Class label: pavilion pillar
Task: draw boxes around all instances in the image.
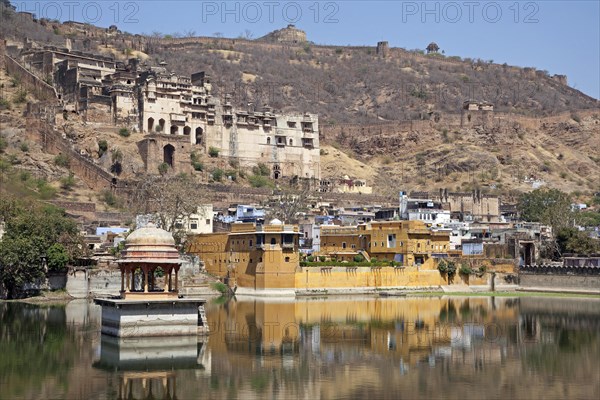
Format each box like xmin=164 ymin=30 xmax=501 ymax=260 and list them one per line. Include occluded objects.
xmin=164 ymin=267 xmax=170 ymax=292
xmin=175 ymin=267 xmax=179 ymax=291
xmin=125 ymin=267 xmax=130 ymax=293
xmin=143 ymin=266 xmax=149 ymax=293
xmin=120 ymin=268 xmax=124 ymax=292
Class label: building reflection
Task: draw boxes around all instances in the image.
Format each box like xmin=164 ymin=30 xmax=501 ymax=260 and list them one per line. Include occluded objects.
xmin=93 ymin=335 xmax=211 ymax=400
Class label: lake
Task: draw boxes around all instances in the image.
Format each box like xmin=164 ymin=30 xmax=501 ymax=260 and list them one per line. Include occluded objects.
xmin=1 ymin=295 xmax=599 ymax=399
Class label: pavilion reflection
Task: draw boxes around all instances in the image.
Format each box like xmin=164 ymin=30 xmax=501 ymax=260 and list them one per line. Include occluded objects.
xmin=93 ymin=335 xmax=211 ymax=400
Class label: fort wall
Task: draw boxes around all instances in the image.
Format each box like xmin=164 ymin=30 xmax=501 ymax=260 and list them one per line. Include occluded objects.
xmin=4 ymin=54 xmax=57 ymax=100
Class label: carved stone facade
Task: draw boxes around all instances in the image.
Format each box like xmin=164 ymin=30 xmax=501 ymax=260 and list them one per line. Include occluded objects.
xmin=18 ymin=45 xmax=321 ymax=179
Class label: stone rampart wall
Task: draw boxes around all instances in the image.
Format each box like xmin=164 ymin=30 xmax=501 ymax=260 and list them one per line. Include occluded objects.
xmin=4 ymin=54 xmax=57 ymax=101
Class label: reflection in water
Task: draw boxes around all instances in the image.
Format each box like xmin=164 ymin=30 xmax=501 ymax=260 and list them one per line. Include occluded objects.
xmin=0 ymin=297 xmax=599 ymax=399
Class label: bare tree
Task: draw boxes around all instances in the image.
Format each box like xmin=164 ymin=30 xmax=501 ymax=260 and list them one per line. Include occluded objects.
xmin=266 ymin=180 xmax=314 ymax=224
xmin=128 ymin=174 xmax=208 ymax=245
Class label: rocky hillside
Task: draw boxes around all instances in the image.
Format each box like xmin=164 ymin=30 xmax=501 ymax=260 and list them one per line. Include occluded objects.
xmin=1 ymin=12 xmax=598 ymax=200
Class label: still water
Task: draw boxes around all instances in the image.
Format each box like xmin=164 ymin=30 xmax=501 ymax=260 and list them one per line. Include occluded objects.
xmin=1 ymin=296 xmax=599 ymax=400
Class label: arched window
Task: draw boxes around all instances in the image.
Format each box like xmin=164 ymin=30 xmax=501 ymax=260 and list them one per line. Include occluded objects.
xmin=183 ymin=126 xmax=191 ymax=135
xmin=267 ymin=137 xmax=271 ymax=145
xmin=147 ymin=117 xmax=154 ymax=132
xmin=170 ymin=125 xmax=179 ymax=135
xmin=289 ymin=138 xmax=293 ymax=146
xmin=158 ymin=119 xmax=165 ymax=132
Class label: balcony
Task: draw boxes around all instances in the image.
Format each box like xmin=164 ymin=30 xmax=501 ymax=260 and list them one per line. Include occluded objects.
xmin=170 ymin=113 xmax=186 ymax=123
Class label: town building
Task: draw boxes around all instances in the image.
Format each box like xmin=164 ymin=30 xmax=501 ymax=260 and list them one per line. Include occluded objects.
xmin=187 ymin=219 xmax=300 ymax=295
xmin=400 ymin=194 xmax=451 ymax=225
xmin=174 ymin=205 xmax=214 ymax=234
xmin=319 ymin=176 xmax=373 ymax=194
xmin=411 ymin=189 xmax=501 ymax=223
xmin=320 ymin=220 xmax=450 ymax=267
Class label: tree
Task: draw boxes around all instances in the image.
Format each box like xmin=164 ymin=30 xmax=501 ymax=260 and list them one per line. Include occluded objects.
xmin=555 ymin=228 xmax=600 ymax=257
xmin=266 ymin=181 xmax=313 ymax=223
xmin=127 ymin=174 xmax=208 ymax=246
xmin=46 ymin=244 xmax=69 ymax=271
xmin=518 ymin=188 xmax=574 ymax=231
xmin=0 ymin=197 xmax=84 ymax=298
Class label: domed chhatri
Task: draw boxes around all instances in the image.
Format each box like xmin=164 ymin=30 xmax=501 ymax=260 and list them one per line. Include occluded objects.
xmin=125 ymin=222 xmax=176 ymax=246
xmin=117 ymin=223 xmax=182 ymax=300
xmin=120 ymin=223 xmax=179 ymax=262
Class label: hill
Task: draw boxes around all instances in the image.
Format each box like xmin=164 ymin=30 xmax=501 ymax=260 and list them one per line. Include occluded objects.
xmin=0 ymin=13 xmax=598 ymax=201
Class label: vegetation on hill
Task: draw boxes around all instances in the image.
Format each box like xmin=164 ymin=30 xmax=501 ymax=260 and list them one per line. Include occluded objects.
xmin=147 ymin=39 xmax=597 ymax=123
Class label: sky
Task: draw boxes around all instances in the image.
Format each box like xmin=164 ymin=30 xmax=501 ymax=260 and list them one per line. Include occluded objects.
xmin=13 ymin=1 xmax=600 ymax=99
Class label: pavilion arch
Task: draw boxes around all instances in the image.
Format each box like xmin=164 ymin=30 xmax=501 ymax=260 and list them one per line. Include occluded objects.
xmin=164 ymin=144 xmax=175 ymax=167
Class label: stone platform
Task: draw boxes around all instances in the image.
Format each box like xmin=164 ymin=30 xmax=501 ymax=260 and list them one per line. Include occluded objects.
xmin=94 ymin=298 xmax=209 ymax=337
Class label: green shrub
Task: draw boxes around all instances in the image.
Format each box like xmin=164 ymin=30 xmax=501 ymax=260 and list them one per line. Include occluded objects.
xmin=36 ymin=179 xmax=57 ymax=199
xmin=192 ymin=161 xmax=204 ymax=171
xmin=459 ymin=263 xmax=473 ymax=275
xmin=54 ymin=154 xmax=70 ymax=168
xmin=118 ymin=128 xmax=130 ymax=137
xmin=158 ymin=162 xmax=169 ymax=175
xmin=252 ymin=162 xmax=270 ymax=176
xmin=319 ymin=256 xmax=326 ymax=262
xmin=307 ymin=255 xmax=315 ymax=262
xmin=98 ymin=140 xmax=108 ymax=157
xmin=0 ymin=136 xmax=7 ymax=153
xmin=353 ymin=254 xmax=365 ymax=263
xmin=101 ymin=190 xmax=121 ymax=207
xmin=19 ymin=142 xmax=29 ymax=152
xmin=60 ymin=173 xmax=76 ymax=190
xmin=212 ymin=168 xmax=223 ymax=182
xmin=208 ymin=146 xmax=219 ymax=157
xmin=438 ymin=259 xmax=457 ymax=276
xmin=13 ymin=89 xmax=27 ymax=104
xmin=211 ymin=281 xmax=229 ymax=294
xmin=0 ymin=97 xmax=10 ymax=110
xmin=248 ymin=174 xmax=270 ymax=188
xmin=19 ymin=171 xmax=30 ymax=182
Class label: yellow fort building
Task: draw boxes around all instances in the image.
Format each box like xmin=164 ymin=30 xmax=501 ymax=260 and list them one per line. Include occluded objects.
xmin=187 ymin=220 xmax=452 ymax=295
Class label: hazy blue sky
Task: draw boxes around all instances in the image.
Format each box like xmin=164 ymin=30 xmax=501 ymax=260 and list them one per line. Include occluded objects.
xmin=14 ymin=1 xmax=600 ymax=99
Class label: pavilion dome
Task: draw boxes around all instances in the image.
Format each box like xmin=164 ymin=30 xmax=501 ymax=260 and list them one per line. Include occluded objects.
xmin=269 ymin=218 xmax=283 ymax=225
xmin=125 ymin=223 xmax=176 ymax=246
xmin=119 ymin=223 xmax=180 ymax=264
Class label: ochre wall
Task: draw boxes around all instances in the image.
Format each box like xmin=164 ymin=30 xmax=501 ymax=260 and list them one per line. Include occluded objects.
xmin=295 ymin=266 xmax=445 ymax=289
